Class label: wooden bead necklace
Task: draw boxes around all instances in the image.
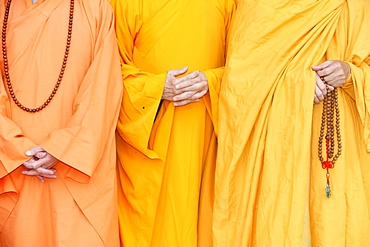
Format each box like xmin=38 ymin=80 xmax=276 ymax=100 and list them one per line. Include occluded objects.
xmin=318 ymin=87 xmax=342 ymax=198
xmin=2 ymin=0 xmax=74 ymax=113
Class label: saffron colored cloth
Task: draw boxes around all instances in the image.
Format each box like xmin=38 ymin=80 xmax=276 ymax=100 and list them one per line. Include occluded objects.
xmin=0 ymin=0 xmax=122 ymax=246
xmin=111 ymin=0 xmax=235 ymax=246
xmin=214 ymin=0 xmax=370 ymax=246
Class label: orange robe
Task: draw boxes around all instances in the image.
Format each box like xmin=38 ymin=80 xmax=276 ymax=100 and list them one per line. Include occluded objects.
xmin=111 ymin=0 xmax=235 ymax=246
xmin=214 ymin=0 xmax=370 ymax=246
xmin=0 ymin=0 xmax=122 ymax=246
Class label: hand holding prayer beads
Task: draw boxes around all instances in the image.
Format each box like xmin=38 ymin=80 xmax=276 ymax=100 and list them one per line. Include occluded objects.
xmin=163 ymin=66 xmax=209 ymax=106
xmin=312 ymin=60 xmax=347 ymax=198
xmin=312 ymin=60 xmax=351 ymax=88
xmin=314 ymin=74 xmax=334 ymax=104
xmin=312 ymin=60 xmax=350 ymax=104
xmin=315 ymin=74 xmax=342 ymax=198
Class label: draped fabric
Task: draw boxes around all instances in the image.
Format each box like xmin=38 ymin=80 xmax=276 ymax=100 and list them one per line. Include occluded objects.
xmin=214 ymin=0 xmax=370 ymax=246
xmin=0 ymin=0 xmax=122 ymax=246
xmin=111 ymin=0 xmax=235 ymax=246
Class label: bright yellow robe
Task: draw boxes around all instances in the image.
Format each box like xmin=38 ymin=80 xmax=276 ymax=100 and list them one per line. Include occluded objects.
xmin=214 ymin=0 xmax=370 ymax=246
xmin=0 ymin=0 xmax=122 ymax=246
xmin=111 ymin=0 xmax=235 ymax=246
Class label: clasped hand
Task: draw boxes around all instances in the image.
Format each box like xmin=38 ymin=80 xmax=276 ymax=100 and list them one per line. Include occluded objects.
xmin=22 ymin=146 xmax=58 ymax=182
xmin=312 ymin=60 xmax=351 ymax=104
xmin=162 ymin=66 xmax=209 ymax=106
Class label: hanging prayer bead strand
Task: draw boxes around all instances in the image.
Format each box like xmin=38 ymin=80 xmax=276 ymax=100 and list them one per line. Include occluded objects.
xmin=1 ymin=0 xmax=74 ymax=113
xmin=318 ymin=88 xmax=342 ymax=198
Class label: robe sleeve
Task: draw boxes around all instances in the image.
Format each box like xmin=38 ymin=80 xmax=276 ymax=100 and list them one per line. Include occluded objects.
xmin=341 ymin=66 xmax=355 ymax=100
xmin=202 ymin=0 xmax=236 ymax=137
xmin=0 ymin=81 xmax=37 ymax=178
xmin=38 ymin=2 xmax=123 ymax=178
xmin=343 ymin=1 xmax=370 ymax=152
xmin=349 ymin=55 xmax=370 ymax=152
xmin=203 ymin=68 xmax=224 ymax=137
xmin=111 ymin=0 xmax=166 ymax=159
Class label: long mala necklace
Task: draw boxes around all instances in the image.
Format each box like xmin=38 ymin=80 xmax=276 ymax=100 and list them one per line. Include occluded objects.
xmin=2 ymin=0 xmax=74 ymax=113
xmin=318 ymin=87 xmax=342 ymax=198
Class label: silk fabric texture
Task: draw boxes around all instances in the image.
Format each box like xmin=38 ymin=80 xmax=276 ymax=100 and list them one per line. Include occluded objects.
xmin=214 ymin=0 xmax=370 ymax=246
xmin=111 ymin=0 xmax=235 ymax=246
xmin=0 ymin=0 xmax=122 ymax=246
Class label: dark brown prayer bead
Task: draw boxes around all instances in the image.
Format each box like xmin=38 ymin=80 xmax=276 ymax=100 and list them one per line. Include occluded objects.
xmin=318 ymin=87 xmax=342 ymax=197
xmin=2 ymin=0 xmax=74 ymax=113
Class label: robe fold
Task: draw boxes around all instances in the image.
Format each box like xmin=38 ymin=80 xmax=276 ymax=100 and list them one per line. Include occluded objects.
xmin=0 ymin=0 xmax=122 ymax=246
xmin=111 ymin=0 xmax=235 ymax=246
xmin=214 ymin=0 xmax=370 ymax=246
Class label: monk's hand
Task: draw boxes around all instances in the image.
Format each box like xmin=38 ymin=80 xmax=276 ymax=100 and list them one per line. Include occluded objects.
xmin=311 ymin=60 xmax=351 ymax=88
xmin=172 ymin=71 xmax=208 ymax=106
xmin=162 ymin=66 xmax=189 ymax=101
xmin=22 ymin=146 xmax=58 ymax=182
xmin=314 ymin=74 xmax=334 ymax=104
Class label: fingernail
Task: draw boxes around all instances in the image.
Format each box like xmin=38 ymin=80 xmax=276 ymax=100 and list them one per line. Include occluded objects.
xmin=25 ymin=151 xmax=31 ymax=156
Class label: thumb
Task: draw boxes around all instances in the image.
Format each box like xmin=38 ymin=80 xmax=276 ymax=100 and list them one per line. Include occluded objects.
xmin=26 ymin=146 xmax=44 ymax=157
xmin=34 ymin=151 xmax=47 ymax=159
xmin=169 ymin=66 xmax=188 ymax=77
xmin=312 ymin=61 xmax=331 ymax=71
xmin=311 ymin=65 xmax=322 ymax=71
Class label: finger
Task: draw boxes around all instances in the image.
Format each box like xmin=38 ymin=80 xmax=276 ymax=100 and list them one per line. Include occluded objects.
xmin=322 ymin=72 xmax=338 ymax=82
xmin=175 ymin=76 xmax=205 ymax=90
xmin=314 ymin=95 xmax=320 ymax=104
xmin=38 ymin=173 xmax=57 ymax=179
xmin=35 ymin=167 xmax=56 ymax=176
xmin=175 ymin=80 xmax=204 ymax=93
xmin=174 ymin=99 xmax=199 ymax=107
xmin=316 ymin=75 xmax=327 ymax=96
xmin=315 ymin=85 xmax=325 ymax=101
xmin=173 ymin=71 xmax=200 ymax=86
xmin=191 ymin=89 xmax=208 ymax=100
xmin=23 ymin=157 xmax=39 ymax=170
xmin=319 ymin=75 xmax=326 ymax=83
xmin=173 ymin=91 xmax=196 ymax=102
xmin=315 ymin=61 xmax=345 ymax=79
xmin=311 ymin=60 xmax=333 ymax=72
xmin=22 ymin=169 xmax=40 ymax=176
xmin=34 ymin=151 xmax=47 ymax=160
xmin=23 ymin=157 xmax=48 ymax=170
xmin=23 ymin=170 xmax=57 ymax=180
xmin=37 ymin=176 xmax=45 ymax=183
xmin=30 ymin=154 xmax=58 ymax=170
xmin=42 ymin=158 xmax=59 ymax=169
xmin=174 ymin=89 xmax=208 ymax=106
xmin=25 ymin=146 xmax=44 ymax=157
xmin=22 ymin=168 xmax=56 ymax=177
xmin=327 ymin=85 xmax=334 ymax=91
xmin=315 ymin=67 xmax=335 ymax=79
xmin=167 ymin=66 xmax=188 ymax=77
xmin=175 ymin=87 xmax=208 ymax=101
xmin=324 ymin=74 xmax=347 ymax=87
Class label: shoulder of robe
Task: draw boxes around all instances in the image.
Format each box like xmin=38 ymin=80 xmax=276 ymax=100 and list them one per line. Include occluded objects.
xmin=110 ymin=0 xmax=140 ymax=10
xmin=76 ymin=0 xmax=115 ymax=32
xmin=78 ymin=0 xmax=113 ymax=16
xmin=211 ymin=0 xmax=237 ymax=14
